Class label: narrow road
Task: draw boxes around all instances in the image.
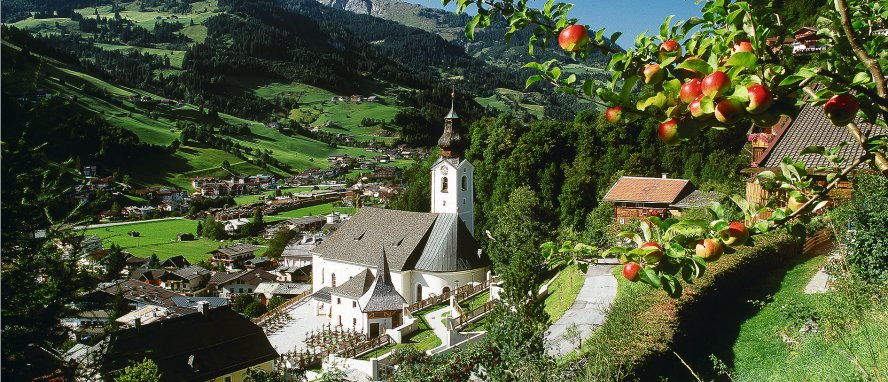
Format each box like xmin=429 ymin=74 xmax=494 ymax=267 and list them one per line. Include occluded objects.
xmin=73 ymin=216 xmax=186 ymax=230
xmin=545 ymin=265 xmax=617 ymax=357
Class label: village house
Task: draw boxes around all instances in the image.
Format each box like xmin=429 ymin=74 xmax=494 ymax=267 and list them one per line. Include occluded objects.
xmin=161 ymin=255 xmax=191 ymax=269
xmin=223 ymin=218 xmax=251 ymax=233
xmin=254 ymin=282 xmax=312 ymax=305
xmin=207 ymin=269 xmax=278 ymax=299
xmin=243 ymin=256 xmax=273 ymax=270
xmin=209 ymin=243 xmax=259 ymax=271
xmin=79 ymin=306 xmax=277 ymax=382
xmin=282 ymin=216 xmax=327 ymax=232
xmin=131 ymin=268 xmax=167 ymax=285
xmin=159 ymin=265 xmax=211 ymax=293
xmin=269 ymin=264 xmax=312 ymax=283
xmin=281 ymin=240 xmax=318 ymax=268
xmin=742 ymin=92 xmax=886 ymax=215
xmin=60 ymin=310 xmax=111 ymax=341
xmin=602 ymin=175 xmax=715 ymax=224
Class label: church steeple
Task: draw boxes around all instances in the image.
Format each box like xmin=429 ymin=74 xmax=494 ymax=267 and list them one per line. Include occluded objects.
xmin=437 ymin=89 xmax=467 ymax=159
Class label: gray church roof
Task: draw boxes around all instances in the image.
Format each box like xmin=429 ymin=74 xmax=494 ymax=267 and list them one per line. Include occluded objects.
xmin=759 ymin=102 xmax=886 ymax=169
xmin=313 ymin=208 xmax=437 ymax=271
xmin=329 ymin=269 xmax=373 ymax=299
xmin=415 ymin=214 xmax=486 ymax=272
xmin=358 ymin=248 xmax=406 ymax=312
xmin=312 ymin=207 xmax=489 ymax=273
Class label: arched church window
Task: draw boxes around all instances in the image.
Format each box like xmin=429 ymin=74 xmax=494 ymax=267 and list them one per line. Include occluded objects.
xmin=331 ymin=273 xmax=337 ymax=287
xmin=441 ymin=177 xmax=449 ymax=193
xmin=416 ymin=284 xmax=423 ymax=301
xmin=461 ymin=176 xmax=467 ymax=191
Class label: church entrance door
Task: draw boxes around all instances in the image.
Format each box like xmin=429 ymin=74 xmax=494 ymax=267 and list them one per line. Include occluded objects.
xmin=369 ymin=322 xmax=380 ymax=338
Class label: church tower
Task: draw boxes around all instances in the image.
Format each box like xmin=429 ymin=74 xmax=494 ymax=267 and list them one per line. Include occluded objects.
xmin=431 ymin=90 xmax=475 ymax=235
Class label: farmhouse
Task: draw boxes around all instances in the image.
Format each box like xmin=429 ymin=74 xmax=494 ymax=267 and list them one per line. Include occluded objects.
xmin=743 ymin=96 xmax=886 ymax=214
xmin=602 ymin=175 xmax=712 ymax=224
xmin=311 ymin=94 xmax=490 ymax=335
xmin=159 ymin=265 xmax=211 ymax=293
xmin=209 ymin=243 xmax=258 ymax=270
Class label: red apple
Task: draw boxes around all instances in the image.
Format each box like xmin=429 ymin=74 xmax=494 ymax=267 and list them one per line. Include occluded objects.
xmin=787 ymin=195 xmax=808 ymax=212
xmin=823 ymin=94 xmax=860 ymax=126
xmin=641 ymin=242 xmax=664 ymax=262
xmin=680 ymin=79 xmax=703 ymax=104
xmin=559 ymin=25 xmax=589 ymax=52
xmin=658 ymin=119 xmax=680 ymax=145
xmin=721 ymin=222 xmax=749 ymax=246
xmin=695 ymin=238 xmax=724 ymax=261
xmin=689 ymin=95 xmax=712 ymax=119
xmin=732 ymin=41 xmax=754 ymax=54
xmin=606 ymin=106 xmax=622 ymax=123
xmin=701 ymin=70 xmax=731 ymax=97
xmin=643 ymin=63 xmax=664 ymax=85
xmin=623 ymin=262 xmax=642 ymax=281
xmin=660 ymin=39 xmax=682 ymax=56
xmin=746 ymin=84 xmax=774 ymax=114
xmin=715 ymin=98 xmax=744 ymax=125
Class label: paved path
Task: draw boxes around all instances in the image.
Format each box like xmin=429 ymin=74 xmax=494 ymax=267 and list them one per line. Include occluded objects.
xmin=73 ymin=217 xmax=185 ymax=230
xmin=805 ymin=241 xmax=840 ymax=294
xmin=545 ymin=265 xmax=618 ymax=357
xmin=424 ymin=306 xmax=453 ymax=344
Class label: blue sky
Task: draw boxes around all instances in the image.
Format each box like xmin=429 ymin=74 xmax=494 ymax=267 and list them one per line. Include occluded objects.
xmin=402 ymin=0 xmax=702 ymax=48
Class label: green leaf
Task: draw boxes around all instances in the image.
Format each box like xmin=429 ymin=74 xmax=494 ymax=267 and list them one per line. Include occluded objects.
xmin=465 ymin=14 xmax=480 ymax=40
xmin=799 ymin=145 xmax=827 ymax=156
xmin=676 ymin=58 xmax=714 ymax=75
xmin=852 ymin=72 xmax=870 ymax=85
xmin=620 ymin=75 xmax=639 ymax=104
xmin=525 ymin=75 xmax=543 ymax=89
xmin=640 ymin=221 xmax=652 ymax=242
xmin=610 ymin=32 xmax=622 ymax=43
xmin=663 ymin=78 xmax=682 ymax=97
xmin=548 ymin=66 xmax=562 ymax=81
xmin=711 ymin=220 xmax=730 ymax=232
xmin=582 ymin=80 xmax=595 ymax=97
xmin=637 ymin=92 xmax=667 ymax=111
xmin=757 ymin=170 xmax=776 ymax=179
xmin=641 ymin=267 xmax=662 ymax=287
xmin=660 ymin=15 xmax=674 ymax=38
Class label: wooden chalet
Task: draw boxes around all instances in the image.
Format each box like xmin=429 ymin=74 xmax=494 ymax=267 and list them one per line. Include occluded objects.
xmin=602 ymin=175 xmax=715 ymax=224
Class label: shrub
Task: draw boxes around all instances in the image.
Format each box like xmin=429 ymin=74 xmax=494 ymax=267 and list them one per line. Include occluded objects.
xmin=845 ymin=174 xmax=888 ymax=284
xmin=565 ymin=231 xmax=801 ymax=380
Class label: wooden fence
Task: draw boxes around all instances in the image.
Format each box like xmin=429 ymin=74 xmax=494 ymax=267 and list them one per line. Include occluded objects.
xmin=803 ymin=229 xmax=833 ymax=254
xmin=335 ymin=334 xmax=394 ymax=358
xmin=451 ymin=300 xmax=496 ymax=330
xmin=252 ymin=289 xmax=312 ymax=325
xmin=407 ymin=279 xmax=493 ymax=313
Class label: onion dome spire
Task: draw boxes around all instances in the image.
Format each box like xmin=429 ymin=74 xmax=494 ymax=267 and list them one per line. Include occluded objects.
xmin=438 ymin=88 xmax=467 ymax=158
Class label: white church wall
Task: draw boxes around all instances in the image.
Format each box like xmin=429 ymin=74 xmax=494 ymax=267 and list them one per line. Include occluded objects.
xmin=312 ymin=256 xmax=368 ymax=291
xmin=330 ymin=295 xmax=364 ymax=331
xmin=413 ymin=267 xmax=489 ymax=299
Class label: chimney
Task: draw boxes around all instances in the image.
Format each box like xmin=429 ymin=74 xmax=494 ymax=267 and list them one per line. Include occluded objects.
xmin=134 ymin=317 xmax=141 ymax=331
xmin=196 ymin=301 xmax=209 ymax=316
xmin=661 ymin=173 xmax=668 ymax=179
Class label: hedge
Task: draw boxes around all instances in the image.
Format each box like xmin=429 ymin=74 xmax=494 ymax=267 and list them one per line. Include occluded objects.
xmin=563 ymin=231 xmax=802 ymax=381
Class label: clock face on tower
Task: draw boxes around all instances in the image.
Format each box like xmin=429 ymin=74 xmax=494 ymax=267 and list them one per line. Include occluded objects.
xmin=439 ymin=166 xmax=449 ymax=176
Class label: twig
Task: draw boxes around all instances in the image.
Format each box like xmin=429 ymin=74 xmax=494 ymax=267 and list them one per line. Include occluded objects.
xmin=673 ymin=351 xmax=703 ymax=382
xmin=780 ymin=153 xmax=868 ymax=224
xmin=802 ymin=86 xmax=888 ymax=175
xmin=834 ymin=0 xmax=888 ymax=111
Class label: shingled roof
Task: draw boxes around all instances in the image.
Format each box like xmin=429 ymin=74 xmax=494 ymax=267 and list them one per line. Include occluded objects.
xmin=603 ymin=176 xmax=694 ymax=204
xmin=313 ymin=208 xmax=436 ymax=271
xmin=101 ymin=306 xmax=277 ymax=382
xmin=211 ymin=243 xmax=258 ymax=257
xmin=329 ymin=269 xmax=374 ymax=299
xmin=415 ymin=214 xmax=487 ymax=272
xmin=757 ymin=102 xmax=886 ymax=169
xmin=358 ymin=248 xmax=407 ymax=312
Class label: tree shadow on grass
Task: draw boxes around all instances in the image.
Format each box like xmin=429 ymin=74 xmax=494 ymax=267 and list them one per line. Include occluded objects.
xmin=639 ymin=249 xmax=826 ymax=381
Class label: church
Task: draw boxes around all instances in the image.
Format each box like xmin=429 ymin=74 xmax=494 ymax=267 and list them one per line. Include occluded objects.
xmin=311 ymin=93 xmax=490 ymax=336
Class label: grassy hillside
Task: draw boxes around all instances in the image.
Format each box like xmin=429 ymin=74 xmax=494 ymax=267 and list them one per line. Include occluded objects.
xmin=1 ymin=40 xmax=398 ymax=189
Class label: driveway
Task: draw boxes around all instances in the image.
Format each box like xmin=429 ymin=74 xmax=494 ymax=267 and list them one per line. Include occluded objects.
xmin=545 ymin=265 xmax=617 ymax=357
